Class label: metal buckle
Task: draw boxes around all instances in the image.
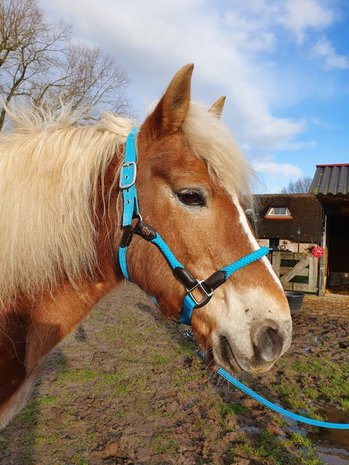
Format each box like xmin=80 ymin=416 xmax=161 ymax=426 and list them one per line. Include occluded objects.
xmin=187 ymin=280 xmax=213 ymax=308
xmin=119 ymin=162 xmax=137 ymax=189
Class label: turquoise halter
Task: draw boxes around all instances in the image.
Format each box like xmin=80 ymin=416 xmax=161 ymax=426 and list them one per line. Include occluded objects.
xmin=118 ymin=128 xmax=349 ymax=430
xmin=117 ymin=127 xmax=269 ymax=325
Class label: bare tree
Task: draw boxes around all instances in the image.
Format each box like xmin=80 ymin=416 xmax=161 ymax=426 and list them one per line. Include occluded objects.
xmin=281 ymin=176 xmax=313 ymax=193
xmin=36 ymin=44 xmax=130 ymax=115
xmin=0 ymin=0 xmax=129 ymax=129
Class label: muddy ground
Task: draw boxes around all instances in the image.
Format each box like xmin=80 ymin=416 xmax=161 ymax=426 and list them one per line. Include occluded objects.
xmin=0 ymin=284 xmax=348 ymax=465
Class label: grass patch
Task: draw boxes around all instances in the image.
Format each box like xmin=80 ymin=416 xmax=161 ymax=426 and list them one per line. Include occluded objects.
xmin=151 ymin=434 xmax=179 ymax=454
xmin=72 ymin=456 xmax=88 ymax=465
xmin=35 ymin=432 xmax=59 ymax=445
xmin=103 ymin=325 xmax=119 ymax=341
xmin=17 ymin=398 xmax=40 ymax=425
xmin=172 ymin=368 xmax=206 ymax=387
xmin=252 ymin=431 xmax=298 ymax=465
xmin=288 ymin=432 xmax=324 ymax=465
xmin=271 ymin=355 xmax=349 ymax=415
xmin=340 ymin=398 xmax=349 ymax=410
xmin=147 ymin=353 xmax=171 ymax=366
xmin=101 ymin=375 xmax=132 ymax=394
xmin=38 ymin=395 xmax=59 ymax=407
xmin=92 ymin=370 xmax=139 ymax=395
xmin=232 ymin=430 xmax=324 ymax=465
xmin=99 ymin=372 xmax=125 ymax=385
xmin=177 ymin=340 xmax=197 ymax=357
xmin=220 ymin=402 xmax=247 ymax=418
xmin=57 ymin=368 xmax=99 ymax=383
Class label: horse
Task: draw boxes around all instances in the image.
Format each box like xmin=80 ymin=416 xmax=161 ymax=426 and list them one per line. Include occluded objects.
xmin=0 ymin=64 xmax=292 ymax=428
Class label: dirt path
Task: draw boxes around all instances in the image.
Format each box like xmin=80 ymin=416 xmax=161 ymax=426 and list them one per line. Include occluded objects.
xmin=0 ymin=286 xmax=348 ymax=465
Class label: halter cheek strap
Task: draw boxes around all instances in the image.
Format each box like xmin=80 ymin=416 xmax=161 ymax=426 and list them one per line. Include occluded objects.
xmin=118 ymin=128 xmax=269 ymax=325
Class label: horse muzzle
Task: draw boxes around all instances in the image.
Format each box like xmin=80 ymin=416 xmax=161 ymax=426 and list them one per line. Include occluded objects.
xmin=211 ymin=317 xmax=292 ymax=374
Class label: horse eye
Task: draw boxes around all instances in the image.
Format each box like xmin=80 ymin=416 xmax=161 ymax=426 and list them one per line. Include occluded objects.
xmin=177 ymin=190 xmax=205 ymax=206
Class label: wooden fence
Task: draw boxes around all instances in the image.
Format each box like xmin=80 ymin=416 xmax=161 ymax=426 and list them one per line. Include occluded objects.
xmin=270 ymin=251 xmax=318 ymax=293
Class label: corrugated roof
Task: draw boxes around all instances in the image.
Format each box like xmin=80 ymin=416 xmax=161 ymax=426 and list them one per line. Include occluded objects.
xmin=310 ymin=164 xmax=349 ymax=195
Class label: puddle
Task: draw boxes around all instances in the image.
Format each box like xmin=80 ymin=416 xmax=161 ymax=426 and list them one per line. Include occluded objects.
xmin=307 ymin=406 xmax=349 ymax=465
xmin=319 ymin=448 xmax=349 ymax=465
xmin=240 ymin=407 xmax=349 ymax=464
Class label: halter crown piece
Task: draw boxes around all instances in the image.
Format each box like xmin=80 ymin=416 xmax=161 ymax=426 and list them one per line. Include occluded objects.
xmin=118 ymin=127 xmax=269 ymax=325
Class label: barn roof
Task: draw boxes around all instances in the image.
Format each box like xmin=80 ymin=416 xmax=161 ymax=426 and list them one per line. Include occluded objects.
xmin=310 ymin=164 xmax=349 ymax=196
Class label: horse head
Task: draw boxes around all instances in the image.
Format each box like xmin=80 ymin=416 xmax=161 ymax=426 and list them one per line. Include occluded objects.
xmin=118 ymin=64 xmax=292 ymax=374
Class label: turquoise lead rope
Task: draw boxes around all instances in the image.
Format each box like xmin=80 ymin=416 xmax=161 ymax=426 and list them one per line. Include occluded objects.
xmin=216 ymin=367 xmax=349 ymax=430
xmin=118 ymin=127 xmax=349 ymax=431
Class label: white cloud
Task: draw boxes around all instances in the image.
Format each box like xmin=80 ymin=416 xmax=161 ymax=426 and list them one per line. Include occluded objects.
xmin=252 ymin=160 xmax=302 ymax=178
xmin=233 ymin=111 xmax=306 ymax=150
xmin=313 ymin=37 xmax=349 ymax=69
xmin=250 ymin=156 xmax=304 ymax=193
xmin=279 ymin=0 xmax=336 ymax=43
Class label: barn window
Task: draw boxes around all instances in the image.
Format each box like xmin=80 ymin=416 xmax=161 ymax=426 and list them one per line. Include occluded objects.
xmin=265 ymin=207 xmax=292 ymax=219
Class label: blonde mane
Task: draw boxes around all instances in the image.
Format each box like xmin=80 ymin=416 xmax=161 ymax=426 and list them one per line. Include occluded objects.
xmin=0 ymin=101 xmax=251 ymax=307
xmin=0 ymin=106 xmax=134 ymax=306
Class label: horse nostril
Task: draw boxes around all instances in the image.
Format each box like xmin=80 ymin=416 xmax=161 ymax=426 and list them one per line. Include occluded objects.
xmin=252 ymin=324 xmax=284 ymax=363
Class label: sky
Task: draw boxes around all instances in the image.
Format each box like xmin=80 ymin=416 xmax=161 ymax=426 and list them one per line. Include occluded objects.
xmin=41 ymin=0 xmax=349 ymax=193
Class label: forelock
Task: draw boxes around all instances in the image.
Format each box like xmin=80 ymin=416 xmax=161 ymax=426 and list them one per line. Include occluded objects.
xmin=182 ymin=102 xmax=253 ymax=200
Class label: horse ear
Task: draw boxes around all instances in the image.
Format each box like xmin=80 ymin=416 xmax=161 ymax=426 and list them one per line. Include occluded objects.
xmin=209 ymin=96 xmax=226 ymax=118
xmin=148 ymin=64 xmax=194 ymax=137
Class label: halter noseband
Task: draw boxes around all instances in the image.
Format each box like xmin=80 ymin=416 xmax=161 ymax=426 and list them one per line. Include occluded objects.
xmin=118 ymin=127 xmax=269 ymax=325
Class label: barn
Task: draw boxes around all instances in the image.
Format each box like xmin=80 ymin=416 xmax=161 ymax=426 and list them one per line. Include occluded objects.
xmin=251 ymin=193 xmax=322 ymax=253
xmin=310 ymin=163 xmax=349 ymax=292
xmin=250 ymin=194 xmax=322 ymax=294
xmin=250 ymin=163 xmax=349 ymax=295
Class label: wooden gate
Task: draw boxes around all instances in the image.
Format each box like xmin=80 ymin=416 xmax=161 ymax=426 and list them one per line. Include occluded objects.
xmin=270 ymin=251 xmax=318 ymax=293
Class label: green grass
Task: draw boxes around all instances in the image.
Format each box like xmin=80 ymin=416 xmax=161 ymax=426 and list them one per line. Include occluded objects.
xmin=340 ymin=398 xmax=349 ymax=410
xmin=103 ymin=325 xmax=119 ymax=341
xmin=72 ymin=455 xmax=89 ymax=465
xmin=57 ymin=368 xmax=99 ymax=383
xmin=95 ymin=370 xmax=134 ymax=394
xmin=271 ymin=355 xmax=349 ymax=414
xmin=288 ymin=433 xmax=324 ymax=465
xmin=232 ymin=430 xmax=324 ymax=465
xmin=220 ymin=402 xmax=247 ymax=418
xmin=17 ymin=398 xmax=40 ymax=425
xmin=151 ymin=434 xmax=179 ymax=454
xmin=38 ymin=395 xmax=59 ymax=407
xmin=55 ymin=365 xmax=142 ymax=397
xmin=35 ymin=433 xmax=59 ymax=445
xmin=254 ymin=432 xmax=298 ymax=465
xmin=172 ymin=368 xmax=206 ymax=387
xmin=99 ymin=372 xmax=123 ymax=385
xmin=177 ymin=340 xmax=197 ymax=356
xmin=146 ymin=353 xmax=171 ymax=366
